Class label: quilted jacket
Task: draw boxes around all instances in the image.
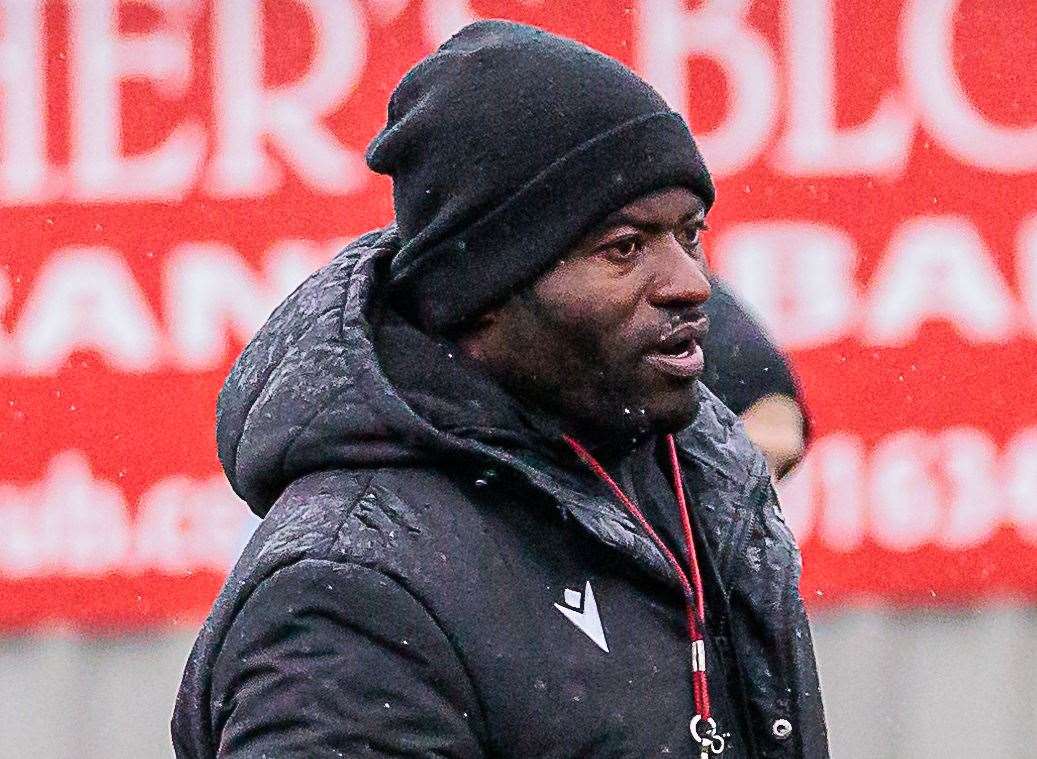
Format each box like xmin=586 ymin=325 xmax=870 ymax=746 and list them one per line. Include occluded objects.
xmin=172 ymin=227 xmax=829 ymax=758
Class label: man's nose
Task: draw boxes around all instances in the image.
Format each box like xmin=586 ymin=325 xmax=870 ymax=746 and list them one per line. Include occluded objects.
xmin=647 ymin=236 xmax=711 ymax=307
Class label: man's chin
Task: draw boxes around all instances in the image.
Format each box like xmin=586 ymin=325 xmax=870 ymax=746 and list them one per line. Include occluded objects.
xmin=553 ymin=382 xmax=702 ymax=445
xmin=642 ymin=385 xmax=702 ymax=435
xmin=592 ymin=387 xmax=702 ymax=442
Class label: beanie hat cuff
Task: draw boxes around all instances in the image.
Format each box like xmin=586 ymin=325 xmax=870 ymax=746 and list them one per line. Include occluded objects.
xmin=390 ymin=110 xmax=714 ymax=331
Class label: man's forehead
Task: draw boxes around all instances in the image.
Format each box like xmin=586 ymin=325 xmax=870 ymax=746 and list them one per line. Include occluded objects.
xmin=598 ymin=187 xmax=706 ymax=229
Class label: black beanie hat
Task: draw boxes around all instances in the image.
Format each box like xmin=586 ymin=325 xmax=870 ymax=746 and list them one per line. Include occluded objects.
xmin=366 ymin=20 xmax=714 ymax=330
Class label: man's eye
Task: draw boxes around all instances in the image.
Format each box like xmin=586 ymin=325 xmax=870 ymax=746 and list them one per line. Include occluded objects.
xmin=602 ymin=237 xmax=641 ymax=261
xmin=679 ymin=223 xmax=708 ymax=249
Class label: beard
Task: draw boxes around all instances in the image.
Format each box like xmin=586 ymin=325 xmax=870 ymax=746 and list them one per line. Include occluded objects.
xmin=486 ymin=290 xmax=703 ymax=445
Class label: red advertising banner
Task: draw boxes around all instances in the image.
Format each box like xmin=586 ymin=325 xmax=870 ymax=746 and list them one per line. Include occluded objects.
xmin=2 ymin=0 xmax=1036 ymax=629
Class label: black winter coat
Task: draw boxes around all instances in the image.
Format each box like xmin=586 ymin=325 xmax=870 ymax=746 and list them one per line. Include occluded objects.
xmin=172 ymin=227 xmax=829 ymax=758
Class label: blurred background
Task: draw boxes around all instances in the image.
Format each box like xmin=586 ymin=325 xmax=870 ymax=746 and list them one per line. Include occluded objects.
xmin=2 ymin=1 xmax=1036 ymax=756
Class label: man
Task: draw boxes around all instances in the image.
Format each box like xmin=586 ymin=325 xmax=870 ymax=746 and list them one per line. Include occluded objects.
xmin=701 ymin=281 xmax=810 ymax=479
xmin=173 ymin=21 xmax=828 ymax=758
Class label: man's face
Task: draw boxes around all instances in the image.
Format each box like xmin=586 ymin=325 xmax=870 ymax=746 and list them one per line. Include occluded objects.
xmin=469 ymin=186 xmax=712 ymax=442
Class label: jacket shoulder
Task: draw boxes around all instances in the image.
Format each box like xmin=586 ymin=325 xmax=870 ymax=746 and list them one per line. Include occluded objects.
xmin=674 ymin=385 xmax=804 ymax=586
xmin=237 ymin=466 xmax=471 ymax=575
xmin=173 ymin=466 xmax=481 ymax=754
xmin=678 ymin=383 xmax=771 ymax=485
xmin=204 ymin=557 xmax=487 ymax=757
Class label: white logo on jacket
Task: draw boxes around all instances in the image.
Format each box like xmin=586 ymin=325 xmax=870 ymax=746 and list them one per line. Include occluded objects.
xmin=554 ymin=581 xmax=609 ymax=653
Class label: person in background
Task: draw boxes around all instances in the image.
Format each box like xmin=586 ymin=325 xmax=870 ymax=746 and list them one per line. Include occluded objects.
xmin=701 ymin=278 xmax=809 ymax=479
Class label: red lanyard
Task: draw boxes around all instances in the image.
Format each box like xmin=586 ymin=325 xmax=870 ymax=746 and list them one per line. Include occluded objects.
xmin=563 ymin=433 xmax=723 ymax=755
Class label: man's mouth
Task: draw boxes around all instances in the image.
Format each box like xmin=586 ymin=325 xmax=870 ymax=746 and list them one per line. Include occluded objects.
xmin=642 ymin=320 xmax=707 ymax=379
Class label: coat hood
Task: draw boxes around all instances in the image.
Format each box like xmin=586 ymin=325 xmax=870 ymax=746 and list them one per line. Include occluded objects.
xmin=217 ymin=226 xmax=503 ymax=516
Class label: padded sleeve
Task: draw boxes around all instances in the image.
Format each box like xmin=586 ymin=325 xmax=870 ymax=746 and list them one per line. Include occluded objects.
xmin=210 ymin=559 xmax=486 ymax=758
